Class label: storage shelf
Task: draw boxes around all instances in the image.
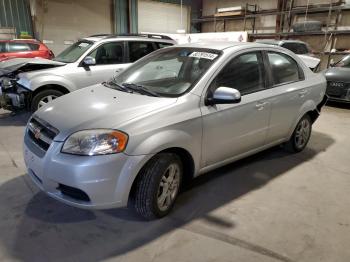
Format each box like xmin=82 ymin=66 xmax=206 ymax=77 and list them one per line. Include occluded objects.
xmin=193 ymin=4 xmax=350 ymax=23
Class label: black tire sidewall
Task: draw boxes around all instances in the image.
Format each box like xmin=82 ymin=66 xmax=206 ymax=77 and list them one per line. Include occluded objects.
xmin=135 ymin=153 xmax=183 ymax=219
xmin=31 ymin=89 xmax=64 ymax=112
xmin=149 ymin=154 xmax=182 ymax=218
xmin=291 ymin=115 xmax=312 ymax=152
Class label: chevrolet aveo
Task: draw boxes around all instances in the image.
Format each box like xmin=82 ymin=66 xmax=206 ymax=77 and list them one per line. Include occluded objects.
xmin=23 ymin=42 xmax=327 ymax=219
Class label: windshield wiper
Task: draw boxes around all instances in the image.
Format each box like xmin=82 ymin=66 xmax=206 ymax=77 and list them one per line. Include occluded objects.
xmin=122 ymin=83 xmax=160 ymax=97
xmin=103 ymin=81 xmax=131 ymax=93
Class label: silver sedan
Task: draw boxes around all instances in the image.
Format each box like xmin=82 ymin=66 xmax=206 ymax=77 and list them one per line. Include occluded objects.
xmin=23 ymin=42 xmax=327 ymax=219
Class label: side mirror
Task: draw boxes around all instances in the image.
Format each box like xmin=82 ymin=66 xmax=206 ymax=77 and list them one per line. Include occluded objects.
xmin=83 ymin=56 xmax=96 ymax=66
xmin=206 ymin=87 xmax=241 ymax=106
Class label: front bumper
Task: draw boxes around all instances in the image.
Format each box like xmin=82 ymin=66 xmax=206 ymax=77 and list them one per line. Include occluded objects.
xmin=326 ymin=82 xmax=350 ymax=102
xmin=23 ymin=130 xmax=151 ymax=210
xmin=0 ymin=80 xmax=30 ymax=110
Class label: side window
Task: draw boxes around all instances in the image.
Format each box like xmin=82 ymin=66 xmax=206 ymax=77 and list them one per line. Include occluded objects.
xmin=128 ymin=41 xmax=155 ymax=62
xmin=8 ymin=42 xmax=31 ymax=52
xmin=156 ymin=42 xmax=173 ymax=49
xmin=89 ymin=42 xmax=124 ymax=65
xmin=0 ymin=42 xmax=6 ymax=53
xmin=211 ymin=52 xmax=265 ymax=96
xmin=27 ymin=43 xmax=40 ymax=51
xmin=267 ymin=52 xmax=302 ymax=85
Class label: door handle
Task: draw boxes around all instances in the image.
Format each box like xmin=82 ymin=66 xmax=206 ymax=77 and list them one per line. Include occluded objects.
xmin=115 ymin=68 xmax=123 ymax=73
xmin=255 ymin=101 xmax=268 ymax=110
xmin=299 ymin=89 xmax=308 ymax=97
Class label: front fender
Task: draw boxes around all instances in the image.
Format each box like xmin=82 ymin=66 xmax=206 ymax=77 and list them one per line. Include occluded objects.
xmin=19 ymin=74 xmax=76 ymax=92
xmin=126 ymin=129 xmax=201 ymax=173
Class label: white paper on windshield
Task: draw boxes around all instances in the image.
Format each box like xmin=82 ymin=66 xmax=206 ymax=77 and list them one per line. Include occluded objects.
xmin=189 ymin=52 xmax=218 ymax=60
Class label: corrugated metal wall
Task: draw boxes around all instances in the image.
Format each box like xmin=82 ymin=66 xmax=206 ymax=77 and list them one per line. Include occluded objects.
xmin=0 ymin=0 xmax=33 ymax=37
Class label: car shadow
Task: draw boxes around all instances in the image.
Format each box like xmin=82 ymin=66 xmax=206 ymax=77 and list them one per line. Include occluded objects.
xmin=0 ymin=110 xmax=31 ymax=126
xmin=326 ymin=101 xmax=350 ymax=110
xmin=0 ymin=131 xmax=334 ymax=262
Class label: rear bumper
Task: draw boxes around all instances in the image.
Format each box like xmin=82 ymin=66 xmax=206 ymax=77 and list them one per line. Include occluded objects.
xmin=316 ymin=94 xmax=328 ymax=113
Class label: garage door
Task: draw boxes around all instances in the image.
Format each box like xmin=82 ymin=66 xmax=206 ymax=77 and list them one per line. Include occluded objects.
xmin=138 ymin=0 xmax=189 ymax=33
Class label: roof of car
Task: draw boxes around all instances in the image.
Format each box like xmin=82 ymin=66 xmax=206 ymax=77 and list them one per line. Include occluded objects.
xmin=175 ymin=41 xmax=269 ymax=51
xmin=82 ymin=34 xmax=175 ymax=43
xmin=256 ymin=39 xmax=307 ymax=45
xmin=0 ymin=39 xmax=41 ymax=43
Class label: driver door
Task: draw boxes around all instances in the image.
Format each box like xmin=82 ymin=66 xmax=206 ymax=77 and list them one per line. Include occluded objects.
xmin=69 ymin=41 xmax=131 ymax=89
xmin=200 ymin=51 xmax=272 ymax=167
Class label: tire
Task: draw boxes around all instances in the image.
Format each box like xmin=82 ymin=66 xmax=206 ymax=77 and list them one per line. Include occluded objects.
xmin=31 ymin=89 xmax=64 ymax=112
xmin=284 ymin=114 xmax=312 ymax=153
xmin=134 ymin=153 xmax=183 ymax=220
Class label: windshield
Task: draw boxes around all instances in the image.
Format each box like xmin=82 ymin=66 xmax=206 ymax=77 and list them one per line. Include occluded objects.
xmin=111 ymin=47 xmax=221 ymax=97
xmin=53 ymin=40 xmax=93 ymax=63
xmin=334 ymin=55 xmax=350 ymax=68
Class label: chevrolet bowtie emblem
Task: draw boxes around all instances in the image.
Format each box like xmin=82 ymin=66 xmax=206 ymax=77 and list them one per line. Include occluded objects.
xmin=34 ymin=128 xmax=41 ymax=139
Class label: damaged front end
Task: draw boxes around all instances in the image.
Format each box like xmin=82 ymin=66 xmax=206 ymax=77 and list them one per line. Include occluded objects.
xmin=0 ymin=76 xmax=31 ymax=110
xmin=0 ymin=58 xmax=65 ymax=111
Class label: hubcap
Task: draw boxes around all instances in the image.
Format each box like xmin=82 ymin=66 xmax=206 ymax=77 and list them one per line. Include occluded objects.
xmin=157 ymin=163 xmax=180 ymax=212
xmin=38 ymin=95 xmax=58 ymax=109
xmin=295 ymin=119 xmax=311 ymax=149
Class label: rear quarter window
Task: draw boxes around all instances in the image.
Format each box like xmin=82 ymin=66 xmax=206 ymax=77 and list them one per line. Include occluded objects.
xmin=27 ymin=43 xmax=40 ymax=51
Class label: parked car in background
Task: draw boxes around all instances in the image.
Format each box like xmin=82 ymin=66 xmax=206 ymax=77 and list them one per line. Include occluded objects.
xmin=0 ymin=39 xmax=54 ymax=61
xmin=23 ymin=42 xmax=327 ymax=219
xmin=256 ymin=39 xmax=320 ymax=71
xmin=324 ymin=54 xmax=350 ymax=103
xmin=0 ymin=34 xmax=175 ymax=111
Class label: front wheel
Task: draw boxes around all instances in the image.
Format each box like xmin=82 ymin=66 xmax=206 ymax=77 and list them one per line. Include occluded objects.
xmin=284 ymin=114 xmax=312 ymax=153
xmin=31 ymin=89 xmax=64 ymax=112
xmin=134 ymin=153 xmax=183 ymax=220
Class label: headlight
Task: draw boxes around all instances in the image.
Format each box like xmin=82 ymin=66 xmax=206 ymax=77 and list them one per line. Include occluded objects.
xmin=1 ymin=77 xmax=14 ymax=90
xmin=61 ymin=129 xmax=128 ymax=156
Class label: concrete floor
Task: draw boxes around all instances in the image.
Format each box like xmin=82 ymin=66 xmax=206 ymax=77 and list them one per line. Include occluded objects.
xmin=0 ymin=104 xmax=349 ymax=262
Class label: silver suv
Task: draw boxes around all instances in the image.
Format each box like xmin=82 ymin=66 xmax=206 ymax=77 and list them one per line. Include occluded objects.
xmin=23 ymin=42 xmax=327 ymax=219
xmin=0 ymin=34 xmax=174 ymax=111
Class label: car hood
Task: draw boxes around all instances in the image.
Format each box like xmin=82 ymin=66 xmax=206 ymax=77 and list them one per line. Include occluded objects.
xmin=324 ymin=67 xmax=350 ymax=83
xmin=34 ymin=84 xmax=177 ymax=141
xmin=0 ymin=58 xmax=65 ymax=76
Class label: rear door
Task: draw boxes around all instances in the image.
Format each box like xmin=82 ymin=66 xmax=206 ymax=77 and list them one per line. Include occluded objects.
xmin=264 ymin=51 xmax=309 ymax=144
xmin=126 ymin=41 xmax=157 ymax=64
xmin=201 ymin=51 xmax=272 ymax=167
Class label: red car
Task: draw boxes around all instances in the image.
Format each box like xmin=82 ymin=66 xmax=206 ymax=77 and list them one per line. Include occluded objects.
xmin=0 ymin=39 xmax=54 ymax=61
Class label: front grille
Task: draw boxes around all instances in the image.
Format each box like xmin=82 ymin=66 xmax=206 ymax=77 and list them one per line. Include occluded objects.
xmin=326 ymin=81 xmax=347 ymax=97
xmin=27 ymin=117 xmax=59 ymax=152
xmin=57 ymin=184 xmax=91 ymax=202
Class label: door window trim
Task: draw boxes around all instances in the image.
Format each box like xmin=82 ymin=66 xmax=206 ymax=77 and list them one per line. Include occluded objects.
xmin=205 ymin=50 xmax=268 ymax=100
xmin=264 ymin=50 xmax=305 ymax=88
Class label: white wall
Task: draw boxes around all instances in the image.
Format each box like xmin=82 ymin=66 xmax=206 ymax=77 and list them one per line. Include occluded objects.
xmin=32 ymin=0 xmax=113 ymax=54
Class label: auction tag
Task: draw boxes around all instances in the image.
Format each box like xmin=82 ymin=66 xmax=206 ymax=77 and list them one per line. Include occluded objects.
xmin=189 ymin=52 xmax=218 ymax=60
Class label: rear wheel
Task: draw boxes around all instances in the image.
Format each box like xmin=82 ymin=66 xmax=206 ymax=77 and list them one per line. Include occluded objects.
xmin=31 ymin=89 xmax=64 ymax=112
xmin=134 ymin=153 xmax=182 ymax=220
xmin=284 ymin=114 xmax=312 ymax=153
